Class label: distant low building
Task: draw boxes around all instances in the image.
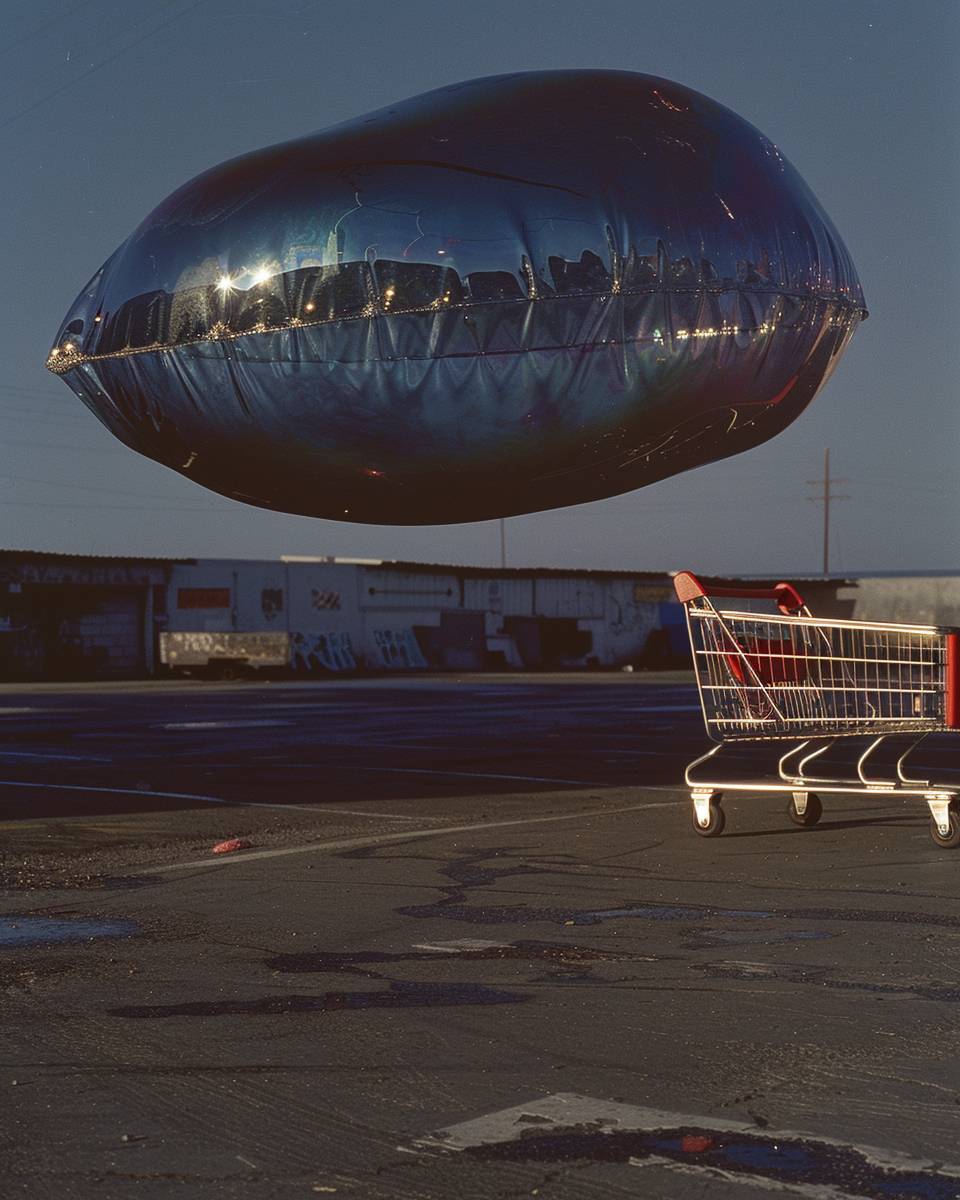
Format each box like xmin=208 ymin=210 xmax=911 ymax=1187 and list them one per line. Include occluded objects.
xmin=0 ymin=548 xmax=862 ymax=681
xmin=0 ymin=550 xmax=169 ymax=680
xmin=160 ymin=557 xmax=683 ymax=676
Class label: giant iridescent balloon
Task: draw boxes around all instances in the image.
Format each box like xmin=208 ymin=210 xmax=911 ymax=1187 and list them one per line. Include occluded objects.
xmin=47 ymin=71 xmax=866 ymax=524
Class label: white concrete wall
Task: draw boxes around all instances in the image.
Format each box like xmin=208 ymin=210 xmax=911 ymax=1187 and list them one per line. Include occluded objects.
xmin=463 ymin=577 xmax=534 ymax=617
xmin=593 ymin=580 xmax=666 ymax=665
xmin=286 ymin=563 xmax=364 ymax=670
xmin=358 ymin=565 xmax=454 ymax=669
xmin=533 ymin=576 xmax=605 ymax=619
xmin=163 ymin=560 xmax=671 ymax=671
xmin=841 ymin=578 xmax=960 ymax=627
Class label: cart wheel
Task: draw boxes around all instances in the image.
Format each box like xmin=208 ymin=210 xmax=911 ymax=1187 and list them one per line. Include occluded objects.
xmin=929 ymin=802 xmax=960 ymax=849
xmin=788 ymin=792 xmax=822 ymax=827
xmin=691 ymin=795 xmax=725 ymax=837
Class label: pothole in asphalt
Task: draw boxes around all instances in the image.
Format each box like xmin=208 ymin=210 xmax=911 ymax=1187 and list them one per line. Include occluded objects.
xmin=265 ymin=940 xmax=626 ymax=974
xmin=400 ymin=895 xmax=960 ymax=930
xmin=693 ymin=960 xmax=960 ymax=1001
xmin=415 ymin=1095 xmax=960 ymax=1200
xmin=0 ymin=915 xmax=138 ymax=947
xmin=695 ymin=960 xmax=827 ymax=983
xmin=462 ymin=1127 xmax=959 ymax=1198
xmin=688 ymin=929 xmax=835 ymax=948
xmin=107 ymin=981 xmax=529 ymax=1018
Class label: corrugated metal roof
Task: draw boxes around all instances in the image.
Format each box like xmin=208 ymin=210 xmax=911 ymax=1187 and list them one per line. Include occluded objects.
xmin=375 ymin=561 xmax=856 ymax=585
xmin=0 ymin=548 xmax=855 ymax=586
xmin=380 ymin=559 xmax=674 ymax=580
xmin=694 ymin=572 xmax=857 ymax=588
xmin=0 ymin=549 xmax=192 ymax=566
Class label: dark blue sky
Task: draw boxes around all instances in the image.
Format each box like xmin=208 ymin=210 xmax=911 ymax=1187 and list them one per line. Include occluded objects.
xmin=3 ymin=0 xmax=958 ymax=574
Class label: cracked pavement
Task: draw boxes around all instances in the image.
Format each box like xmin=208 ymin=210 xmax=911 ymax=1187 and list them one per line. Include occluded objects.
xmin=2 ymin=677 xmax=959 ymax=1197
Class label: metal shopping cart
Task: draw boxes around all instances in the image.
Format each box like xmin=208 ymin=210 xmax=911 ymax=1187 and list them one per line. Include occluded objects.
xmin=673 ymin=571 xmax=960 ymax=847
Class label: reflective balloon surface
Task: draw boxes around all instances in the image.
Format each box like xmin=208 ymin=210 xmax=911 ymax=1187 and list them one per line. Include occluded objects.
xmin=48 ymin=70 xmax=866 ymax=524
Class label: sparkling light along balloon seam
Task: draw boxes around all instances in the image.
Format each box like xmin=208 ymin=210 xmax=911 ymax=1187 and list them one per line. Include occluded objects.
xmin=46 ymin=284 xmax=865 ymax=376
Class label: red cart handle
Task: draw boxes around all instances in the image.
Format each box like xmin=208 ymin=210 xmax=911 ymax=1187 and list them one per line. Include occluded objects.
xmin=673 ymin=571 xmax=805 ymax=615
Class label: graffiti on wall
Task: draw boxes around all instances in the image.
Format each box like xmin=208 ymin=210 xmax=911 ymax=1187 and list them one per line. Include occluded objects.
xmin=261 ymin=588 xmax=284 ymax=622
xmin=290 ymin=630 xmax=356 ymax=672
xmin=311 ymin=589 xmax=341 ymax=611
xmin=606 ymin=585 xmax=665 ymax=662
xmin=160 ymin=631 xmax=289 ymax=667
xmin=372 ymin=628 xmax=427 ymax=669
xmin=608 ymin=583 xmax=667 ymax=638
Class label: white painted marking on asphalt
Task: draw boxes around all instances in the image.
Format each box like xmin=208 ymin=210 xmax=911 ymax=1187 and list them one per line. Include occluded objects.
xmin=461 ymin=689 xmax=527 ymax=695
xmin=257 ymin=701 xmax=387 ymax=710
xmin=412 ymin=1092 xmax=960 ymax=1191
xmin=141 ymin=799 xmax=683 ymax=874
xmin=159 ymin=719 xmax=292 ymax=731
xmin=0 ymin=707 xmax=38 ymax=714
xmin=0 ymin=750 xmax=113 ymax=762
xmin=0 ymin=779 xmax=420 ymax=820
xmin=255 ymin=738 xmax=462 ymax=753
xmin=412 ymin=939 xmax=511 ymax=953
xmin=352 ymin=766 xmax=607 ymax=786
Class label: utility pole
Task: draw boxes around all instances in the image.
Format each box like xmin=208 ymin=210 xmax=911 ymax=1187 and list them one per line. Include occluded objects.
xmin=499 ymin=518 xmax=507 ymax=569
xmin=807 ymin=448 xmax=849 ymax=575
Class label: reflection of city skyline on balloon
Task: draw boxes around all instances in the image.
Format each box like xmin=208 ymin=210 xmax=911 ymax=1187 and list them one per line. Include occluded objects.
xmin=47 ymin=70 xmax=866 ymax=525
xmin=51 ymin=240 xmax=834 ymax=359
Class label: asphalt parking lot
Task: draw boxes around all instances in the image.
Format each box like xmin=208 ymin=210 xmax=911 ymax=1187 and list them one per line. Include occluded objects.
xmin=2 ymin=674 xmax=960 ymax=1199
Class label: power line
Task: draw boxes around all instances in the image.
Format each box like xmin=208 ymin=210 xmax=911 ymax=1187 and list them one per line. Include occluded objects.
xmin=0 ymin=383 xmax=82 ymax=396
xmin=0 ymin=413 xmax=95 ymax=424
xmin=0 ymin=0 xmax=101 ymax=61
xmin=0 ymin=400 xmax=98 ymax=415
xmin=0 ymin=394 xmax=88 ymax=407
xmin=0 ymin=399 xmax=96 ymax=417
xmin=0 ymin=2 xmax=175 ymax=112
xmin=0 ymin=471 xmax=227 ymax=503
xmin=0 ymin=499 xmax=237 ymax=511
xmin=849 ymin=477 xmax=958 ymax=500
xmin=0 ymin=439 xmax=131 ymax=453
xmin=0 ymin=0 xmax=209 ymax=132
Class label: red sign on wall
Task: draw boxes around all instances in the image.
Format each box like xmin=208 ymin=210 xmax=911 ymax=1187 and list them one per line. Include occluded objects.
xmin=177 ymin=587 xmax=231 ymax=609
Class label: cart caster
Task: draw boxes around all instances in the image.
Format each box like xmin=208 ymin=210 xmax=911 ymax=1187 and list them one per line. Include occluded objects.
xmin=691 ymin=792 xmax=725 ymax=837
xmin=927 ymin=798 xmax=960 ymax=849
xmin=788 ymin=791 xmax=822 ymax=827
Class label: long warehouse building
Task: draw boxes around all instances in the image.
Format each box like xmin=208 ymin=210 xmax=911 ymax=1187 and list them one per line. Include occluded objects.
xmin=0 ymin=548 xmax=945 ymax=681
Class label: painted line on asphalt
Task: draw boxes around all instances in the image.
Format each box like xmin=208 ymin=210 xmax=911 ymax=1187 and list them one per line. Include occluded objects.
xmin=141 ymin=799 xmax=683 ymax=874
xmin=0 ymin=750 xmax=113 ymax=762
xmin=255 ymin=739 xmax=464 ymax=753
xmin=411 ymin=1092 xmax=960 ymax=1195
xmin=0 ymin=707 xmax=39 ymax=714
xmin=412 ymin=939 xmax=512 ymax=953
xmin=351 ymin=766 xmax=610 ymax=786
xmin=158 ymin=719 xmax=293 ymax=731
xmin=356 ymin=742 xmax=464 ymax=752
xmin=0 ymin=779 xmax=421 ymax=821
